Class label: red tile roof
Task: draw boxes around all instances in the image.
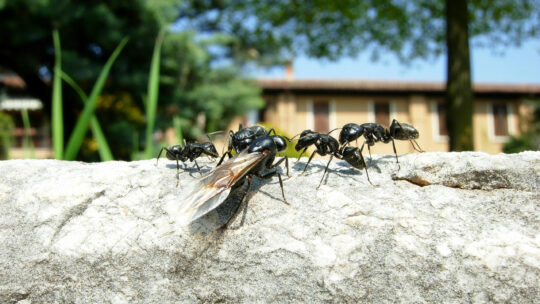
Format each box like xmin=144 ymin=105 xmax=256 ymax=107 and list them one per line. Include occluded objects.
xmin=0 ymin=75 xmax=26 ymax=88
xmin=258 ymin=79 xmax=540 ymax=95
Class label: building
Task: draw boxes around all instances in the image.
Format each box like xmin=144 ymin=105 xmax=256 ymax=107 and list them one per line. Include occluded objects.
xmin=0 ymin=73 xmax=52 ymax=159
xmin=1 ymin=72 xmax=538 ymax=159
xmin=258 ymin=79 xmax=539 ymax=154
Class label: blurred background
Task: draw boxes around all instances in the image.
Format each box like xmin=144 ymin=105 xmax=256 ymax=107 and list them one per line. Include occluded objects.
xmin=0 ymin=0 xmax=539 ymax=161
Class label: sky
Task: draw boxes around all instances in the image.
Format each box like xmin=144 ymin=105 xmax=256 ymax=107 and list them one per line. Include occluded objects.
xmin=256 ymin=40 xmax=540 ymax=84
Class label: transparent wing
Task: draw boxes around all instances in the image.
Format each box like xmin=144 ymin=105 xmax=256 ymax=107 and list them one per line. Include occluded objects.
xmin=172 ymin=150 xmax=265 ymax=226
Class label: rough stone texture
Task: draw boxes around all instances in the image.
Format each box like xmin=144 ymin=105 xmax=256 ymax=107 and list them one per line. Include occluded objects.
xmin=0 ymin=152 xmax=539 ymax=303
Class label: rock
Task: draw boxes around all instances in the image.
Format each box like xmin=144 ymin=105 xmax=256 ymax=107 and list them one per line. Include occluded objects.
xmin=0 ymin=151 xmax=539 ymax=303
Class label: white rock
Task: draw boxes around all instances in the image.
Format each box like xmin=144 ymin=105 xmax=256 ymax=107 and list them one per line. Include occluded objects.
xmin=0 ymin=152 xmax=539 ymax=303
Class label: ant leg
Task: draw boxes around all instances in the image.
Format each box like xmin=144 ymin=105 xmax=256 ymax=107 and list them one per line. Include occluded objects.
xmin=411 ymin=139 xmax=425 ymax=152
xmin=391 ymin=138 xmax=400 ymax=171
xmin=156 ymin=146 xmax=167 ymax=166
xmin=266 ymin=128 xmax=276 ymax=135
xmin=358 ymin=141 xmax=367 ymax=160
xmin=193 ymin=159 xmax=202 ymax=175
xmin=216 ymin=150 xmax=233 ymax=167
xmin=295 ymin=147 xmax=307 ymax=163
xmin=316 ymin=155 xmax=334 ymax=190
xmin=174 ymin=156 xmax=181 ymax=186
xmin=357 ymin=152 xmax=374 ymax=186
xmin=269 ymin=156 xmax=289 ymax=177
xmin=256 ymin=170 xmax=289 ymax=205
xmin=219 ymin=176 xmax=253 ymax=230
xmin=367 ymin=145 xmax=372 ymax=160
xmin=302 ymin=150 xmax=319 ymax=174
xmin=276 ymin=173 xmax=288 ymax=205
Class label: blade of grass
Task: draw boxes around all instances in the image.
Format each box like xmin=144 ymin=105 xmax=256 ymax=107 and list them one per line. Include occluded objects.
xmin=51 ymin=30 xmax=63 ymax=159
xmin=61 ymin=72 xmax=114 ymax=161
xmin=173 ymin=115 xmax=183 ymax=146
xmin=144 ymin=29 xmax=165 ymax=159
xmin=64 ymin=37 xmax=129 ymax=160
xmin=20 ymin=108 xmax=35 ymax=158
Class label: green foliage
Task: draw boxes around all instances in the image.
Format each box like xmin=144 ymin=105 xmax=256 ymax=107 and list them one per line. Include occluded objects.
xmin=1 ymin=1 xmax=266 ymax=160
xmin=0 ymin=111 xmax=14 ymax=159
xmin=182 ymin=0 xmax=539 ymax=63
xmin=503 ymin=136 xmax=535 ymax=153
xmin=144 ymin=29 xmax=165 ymax=159
xmin=64 ymin=37 xmax=128 ymax=161
xmin=5 ymin=0 xmax=538 ymax=159
xmin=503 ymin=101 xmax=540 ymax=153
xmin=52 ymin=29 xmax=63 ymax=159
xmin=158 ymin=31 xmax=265 ymax=140
xmin=61 ymin=72 xmax=114 ymax=161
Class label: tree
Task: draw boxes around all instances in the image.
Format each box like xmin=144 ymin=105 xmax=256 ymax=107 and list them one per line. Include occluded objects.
xmin=0 ymin=0 xmax=264 ymax=159
xmin=181 ymin=0 xmax=540 ymax=150
xmin=446 ymin=0 xmax=473 ymax=151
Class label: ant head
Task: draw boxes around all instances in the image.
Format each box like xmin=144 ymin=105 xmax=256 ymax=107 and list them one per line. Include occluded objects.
xmin=294 ymin=131 xmax=319 ymax=151
xmin=390 ymin=120 xmax=419 ymax=139
xmin=201 ymin=142 xmax=219 ymax=157
xmin=271 ymin=135 xmax=288 ymax=153
xmin=339 ymin=123 xmax=363 ymax=144
xmin=300 ymin=129 xmax=316 ymax=138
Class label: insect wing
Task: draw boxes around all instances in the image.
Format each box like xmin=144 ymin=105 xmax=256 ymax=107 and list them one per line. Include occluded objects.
xmin=173 ymin=150 xmax=265 ymax=225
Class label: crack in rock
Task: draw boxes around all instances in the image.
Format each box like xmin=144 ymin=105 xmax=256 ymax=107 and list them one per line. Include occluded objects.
xmin=50 ymin=190 xmax=106 ymax=244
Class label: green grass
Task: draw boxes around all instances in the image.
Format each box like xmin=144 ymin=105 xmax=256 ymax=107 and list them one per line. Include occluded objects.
xmin=144 ymin=29 xmax=165 ymax=159
xmin=60 ymin=72 xmax=114 ymax=161
xmin=173 ymin=115 xmax=183 ymax=146
xmin=63 ymin=37 xmax=129 ymax=161
xmin=51 ymin=30 xmax=63 ymax=159
xmin=20 ymin=108 xmax=35 ymax=158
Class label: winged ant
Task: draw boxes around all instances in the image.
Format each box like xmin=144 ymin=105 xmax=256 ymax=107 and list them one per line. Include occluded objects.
xmin=174 ymin=133 xmax=291 ymax=227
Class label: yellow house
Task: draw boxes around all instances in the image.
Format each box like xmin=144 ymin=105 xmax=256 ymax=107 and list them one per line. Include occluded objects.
xmin=256 ymin=79 xmax=539 ymax=154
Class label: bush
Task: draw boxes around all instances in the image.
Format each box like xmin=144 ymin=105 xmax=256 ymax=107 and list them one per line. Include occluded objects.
xmin=503 ymin=100 xmax=539 ymax=153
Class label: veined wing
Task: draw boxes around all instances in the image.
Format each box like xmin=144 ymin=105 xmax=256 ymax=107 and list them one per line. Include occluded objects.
xmin=172 ymin=150 xmax=266 ymax=226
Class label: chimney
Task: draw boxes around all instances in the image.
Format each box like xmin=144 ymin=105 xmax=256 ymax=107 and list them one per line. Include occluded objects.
xmin=285 ymin=58 xmax=294 ymax=81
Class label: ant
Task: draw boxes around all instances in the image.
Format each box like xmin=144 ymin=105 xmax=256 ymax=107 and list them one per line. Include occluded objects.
xmin=217 ymin=124 xmax=276 ymax=166
xmin=294 ymin=129 xmax=372 ymax=188
xmin=156 ymin=139 xmax=219 ymax=175
xmin=339 ymin=119 xmax=423 ymax=170
xmin=182 ymin=133 xmax=291 ymax=228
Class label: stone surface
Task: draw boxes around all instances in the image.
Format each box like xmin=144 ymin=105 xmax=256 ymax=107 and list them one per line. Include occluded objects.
xmin=0 ymin=151 xmax=539 ymax=303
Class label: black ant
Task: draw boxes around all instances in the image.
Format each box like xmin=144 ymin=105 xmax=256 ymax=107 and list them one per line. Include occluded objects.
xmin=217 ymin=124 xmax=276 ymax=166
xmin=156 ymin=140 xmax=219 ymax=175
xmin=179 ymin=133 xmax=291 ymax=228
xmin=294 ymin=129 xmax=371 ymax=188
xmin=338 ymin=119 xmax=423 ymax=170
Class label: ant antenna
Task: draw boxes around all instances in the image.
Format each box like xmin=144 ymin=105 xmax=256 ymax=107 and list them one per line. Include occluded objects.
xmin=327 ymin=127 xmax=342 ymax=135
xmin=289 ymin=133 xmax=301 ymax=141
xmin=281 ymin=135 xmax=293 ymax=142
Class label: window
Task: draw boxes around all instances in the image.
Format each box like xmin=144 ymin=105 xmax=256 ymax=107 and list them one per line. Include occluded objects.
xmin=374 ymin=102 xmax=390 ymax=126
xmin=437 ymin=103 xmax=449 ymax=136
xmin=492 ymin=103 xmax=508 ymax=137
xmin=488 ymin=103 xmax=514 ymax=142
xmin=313 ymin=101 xmax=329 ymax=133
